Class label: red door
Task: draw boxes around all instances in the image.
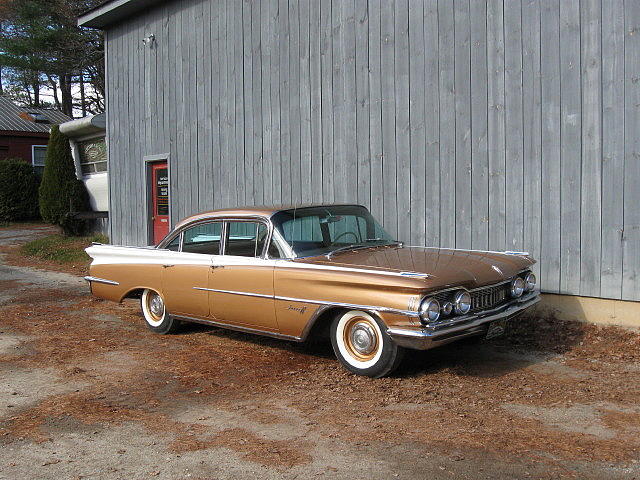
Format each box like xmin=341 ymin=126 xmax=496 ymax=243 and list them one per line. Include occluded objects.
xmin=151 ymin=162 xmax=170 ymax=244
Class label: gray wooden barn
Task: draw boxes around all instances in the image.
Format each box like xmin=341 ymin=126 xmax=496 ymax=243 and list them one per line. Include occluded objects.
xmin=80 ymin=0 xmax=640 ymax=307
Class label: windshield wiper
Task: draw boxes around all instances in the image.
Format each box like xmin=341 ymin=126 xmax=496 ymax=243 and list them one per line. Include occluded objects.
xmin=326 ymin=241 xmax=401 ymax=259
xmin=326 ymin=244 xmax=372 ymax=259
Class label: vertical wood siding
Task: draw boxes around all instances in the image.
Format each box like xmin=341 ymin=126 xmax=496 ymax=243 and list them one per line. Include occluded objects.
xmin=105 ymin=0 xmax=640 ymax=301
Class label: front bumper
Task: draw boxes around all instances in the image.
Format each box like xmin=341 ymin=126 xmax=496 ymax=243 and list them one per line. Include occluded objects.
xmin=387 ymin=293 xmax=540 ymax=350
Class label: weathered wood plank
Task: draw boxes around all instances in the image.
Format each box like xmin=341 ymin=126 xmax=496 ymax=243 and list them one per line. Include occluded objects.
xmin=368 ymin=0 xmax=383 ymax=221
xmin=320 ymin=0 xmax=334 ymax=203
xmin=186 ymin=3 xmax=198 ymax=214
xmin=232 ymin=0 xmax=243 ymax=206
xmin=522 ymin=0 xmax=542 ymax=280
xmin=355 ymin=0 xmax=370 ymax=208
xmin=260 ymin=0 xmax=273 ymax=205
xmin=332 ymin=0 xmax=346 ymax=203
xmin=343 ymin=0 xmax=358 ymax=205
xmin=395 ymin=0 xmax=411 ymax=242
xmin=487 ymin=0 xmax=506 ymax=251
xmin=559 ymin=0 xmax=582 ymax=295
xmin=218 ymin=0 xmax=229 ymax=208
xmin=279 ymin=0 xmax=291 ymax=203
xmin=380 ymin=0 xmax=397 ymax=238
xmin=299 ymin=0 xmax=312 ymax=203
xmin=423 ymin=0 xmax=439 ymax=247
xmin=623 ymin=0 xmax=640 ymax=300
xmin=408 ymin=0 xmax=426 ymax=245
xmin=600 ymin=0 xmax=625 ymax=299
xmin=250 ymin=0 xmax=262 ymax=206
xmin=453 ymin=0 xmax=471 ymax=249
xmin=470 ymin=0 xmax=488 ymax=250
xmin=579 ymin=0 xmax=602 ymax=297
xmin=242 ymin=0 xmax=254 ymax=206
xmin=289 ymin=0 xmax=302 ymax=204
xmin=211 ymin=0 xmax=222 ymax=209
xmin=504 ymin=0 xmax=525 ymax=252
xmin=438 ymin=0 xmax=455 ymax=248
xmin=540 ymin=0 xmax=561 ymax=293
xmin=270 ymin=0 xmax=282 ymax=203
xmin=309 ymin=0 xmax=322 ymax=203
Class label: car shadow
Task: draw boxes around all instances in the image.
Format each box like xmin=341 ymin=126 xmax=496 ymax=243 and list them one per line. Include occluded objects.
xmin=171 ymin=298 xmax=591 ymax=379
xmin=393 ymin=307 xmax=589 ymax=379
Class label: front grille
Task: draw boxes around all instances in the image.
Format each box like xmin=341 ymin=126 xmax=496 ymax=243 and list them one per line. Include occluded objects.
xmin=470 ymin=283 xmax=510 ymax=313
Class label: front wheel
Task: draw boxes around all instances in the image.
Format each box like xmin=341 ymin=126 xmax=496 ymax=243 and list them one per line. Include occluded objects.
xmin=330 ymin=310 xmax=404 ymax=378
xmin=140 ymin=289 xmax=180 ymax=334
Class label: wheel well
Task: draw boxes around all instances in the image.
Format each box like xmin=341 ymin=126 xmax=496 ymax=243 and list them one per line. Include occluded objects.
xmin=303 ymin=307 xmax=347 ymax=343
xmin=121 ymin=288 xmax=145 ymax=301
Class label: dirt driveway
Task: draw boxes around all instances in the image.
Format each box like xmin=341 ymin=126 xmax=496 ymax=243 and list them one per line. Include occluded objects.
xmin=0 ymin=226 xmax=639 ymax=479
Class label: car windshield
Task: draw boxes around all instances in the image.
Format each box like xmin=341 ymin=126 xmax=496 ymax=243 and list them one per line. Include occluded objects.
xmin=271 ymin=205 xmax=398 ymax=257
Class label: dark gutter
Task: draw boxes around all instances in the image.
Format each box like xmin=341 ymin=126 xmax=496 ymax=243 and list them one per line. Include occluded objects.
xmin=78 ymin=0 xmax=169 ymax=29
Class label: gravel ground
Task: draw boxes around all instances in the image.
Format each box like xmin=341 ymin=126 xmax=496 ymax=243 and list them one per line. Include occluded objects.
xmin=0 ymin=225 xmax=639 ymax=479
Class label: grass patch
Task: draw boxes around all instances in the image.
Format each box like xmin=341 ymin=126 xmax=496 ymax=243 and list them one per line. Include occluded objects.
xmin=20 ymin=234 xmax=108 ymax=264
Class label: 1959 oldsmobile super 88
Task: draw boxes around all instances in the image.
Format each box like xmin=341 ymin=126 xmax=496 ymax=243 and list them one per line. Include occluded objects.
xmin=85 ymin=204 xmax=540 ymax=377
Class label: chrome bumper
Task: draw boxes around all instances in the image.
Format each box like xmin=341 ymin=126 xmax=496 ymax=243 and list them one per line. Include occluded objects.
xmin=387 ymin=293 xmax=540 ymax=350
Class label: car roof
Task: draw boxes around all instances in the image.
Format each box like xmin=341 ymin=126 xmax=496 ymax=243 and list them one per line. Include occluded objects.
xmin=174 ymin=203 xmax=366 ymax=229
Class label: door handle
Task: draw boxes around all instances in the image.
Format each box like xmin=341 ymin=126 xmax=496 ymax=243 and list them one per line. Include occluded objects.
xmin=210 ymin=265 xmax=225 ymax=270
xmin=162 ymin=264 xmax=175 ymax=269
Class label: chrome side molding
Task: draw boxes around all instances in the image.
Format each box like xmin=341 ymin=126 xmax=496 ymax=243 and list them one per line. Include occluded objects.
xmin=84 ymin=276 xmax=120 ymax=286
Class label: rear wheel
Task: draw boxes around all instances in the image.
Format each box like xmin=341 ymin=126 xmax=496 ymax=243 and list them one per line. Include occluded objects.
xmin=330 ymin=310 xmax=404 ymax=378
xmin=141 ymin=289 xmax=180 ymax=334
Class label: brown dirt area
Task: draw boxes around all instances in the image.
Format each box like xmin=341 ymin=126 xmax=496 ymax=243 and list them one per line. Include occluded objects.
xmin=0 ymin=226 xmax=639 ymax=479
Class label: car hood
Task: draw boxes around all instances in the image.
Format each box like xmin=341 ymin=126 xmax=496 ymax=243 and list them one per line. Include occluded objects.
xmin=300 ymin=245 xmax=535 ymax=289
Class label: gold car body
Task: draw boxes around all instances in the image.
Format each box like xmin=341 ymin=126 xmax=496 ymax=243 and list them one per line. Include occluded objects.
xmin=85 ymin=204 xmax=540 ymax=350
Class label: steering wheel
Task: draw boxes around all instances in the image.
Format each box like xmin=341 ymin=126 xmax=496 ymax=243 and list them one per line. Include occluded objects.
xmin=333 ymin=231 xmax=360 ymax=244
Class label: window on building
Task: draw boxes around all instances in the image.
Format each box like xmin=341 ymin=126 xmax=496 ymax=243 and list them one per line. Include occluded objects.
xmin=27 ymin=112 xmax=50 ymax=124
xmin=32 ymin=145 xmax=47 ymax=176
xmin=78 ymin=138 xmax=107 ymax=175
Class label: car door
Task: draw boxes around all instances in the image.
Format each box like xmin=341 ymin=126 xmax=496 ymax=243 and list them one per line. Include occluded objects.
xmin=161 ymin=221 xmax=223 ymax=318
xmin=207 ymin=220 xmax=279 ymax=331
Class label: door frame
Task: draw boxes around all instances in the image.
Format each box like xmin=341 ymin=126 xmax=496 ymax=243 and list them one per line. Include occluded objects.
xmin=143 ymin=153 xmax=171 ymax=245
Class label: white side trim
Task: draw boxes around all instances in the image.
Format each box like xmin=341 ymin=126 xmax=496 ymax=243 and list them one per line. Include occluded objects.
xmin=273 ymin=259 xmax=430 ymax=279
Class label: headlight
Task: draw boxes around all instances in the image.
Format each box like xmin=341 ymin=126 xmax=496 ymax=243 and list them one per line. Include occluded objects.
xmin=453 ymin=290 xmax=471 ymax=315
xmin=419 ymin=297 xmax=440 ymax=323
xmin=510 ymin=277 xmax=525 ymax=298
xmin=441 ymin=301 xmax=453 ymax=316
xmin=524 ymin=272 xmax=536 ymax=291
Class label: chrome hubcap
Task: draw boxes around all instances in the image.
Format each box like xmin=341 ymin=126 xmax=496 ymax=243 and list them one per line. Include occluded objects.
xmin=149 ymin=294 xmax=164 ymax=317
xmin=349 ymin=322 xmax=377 ymax=355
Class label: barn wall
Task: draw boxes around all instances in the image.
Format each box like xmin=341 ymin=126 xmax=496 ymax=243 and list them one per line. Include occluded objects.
xmin=105 ymin=0 xmax=640 ymax=301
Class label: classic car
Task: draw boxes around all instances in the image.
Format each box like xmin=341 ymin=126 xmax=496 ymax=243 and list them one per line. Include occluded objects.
xmin=85 ymin=204 xmax=540 ymax=377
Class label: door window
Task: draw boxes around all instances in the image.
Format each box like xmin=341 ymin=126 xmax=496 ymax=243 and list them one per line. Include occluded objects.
xmin=155 ymin=168 xmax=169 ymax=216
xmin=164 ymin=233 xmax=181 ymax=251
xmin=225 ymin=221 xmax=268 ymax=257
xmin=182 ymin=222 xmax=222 ymax=255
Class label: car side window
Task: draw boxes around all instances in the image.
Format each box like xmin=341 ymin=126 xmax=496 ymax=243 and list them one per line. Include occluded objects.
xmin=182 ymin=222 xmax=222 ymax=255
xmin=165 ymin=233 xmax=181 ymax=251
xmin=225 ymin=221 xmax=268 ymax=257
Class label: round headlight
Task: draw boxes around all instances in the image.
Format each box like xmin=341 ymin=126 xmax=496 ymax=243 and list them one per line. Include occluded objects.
xmin=524 ymin=272 xmax=536 ymax=292
xmin=510 ymin=277 xmax=525 ymax=298
xmin=419 ymin=297 xmax=440 ymax=323
xmin=453 ymin=290 xmax=471 ymax=315
xmin=441 ymin=301 xmax=453 ymax=316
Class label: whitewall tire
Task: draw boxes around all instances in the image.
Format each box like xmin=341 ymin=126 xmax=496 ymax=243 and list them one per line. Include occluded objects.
xmin=141 ymin=289 xmax=180 ymax=334
xmin=330 ymin=310 xmax=404 ymax=378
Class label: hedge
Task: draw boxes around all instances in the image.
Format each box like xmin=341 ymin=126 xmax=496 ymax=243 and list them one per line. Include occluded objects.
xmin=0 ymin=158 xmax=40 ymax=221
